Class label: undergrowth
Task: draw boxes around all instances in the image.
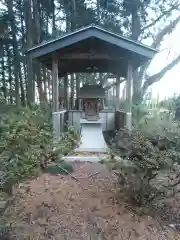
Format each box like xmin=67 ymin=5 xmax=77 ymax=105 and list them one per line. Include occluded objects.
xmin=107 ymin=104 xmax=180 ymax=207
xmin=0 ymin=102 xmax=81 ymax=238
xmin=0 ymin=104 xmax=80 ymax=195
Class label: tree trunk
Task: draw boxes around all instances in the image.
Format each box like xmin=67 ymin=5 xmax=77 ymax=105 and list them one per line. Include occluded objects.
xmin=1 ymin=47 xmax=7 ymax=100
xmin=7 ymin=0 xmax=20 ymax=107
xmin=71 ymin=0 xmax=77 ymax=30
xmin=23 ymin=60 xmax=28 ymax=102
xmin=43 ymin=67 xmax=47 ymax=101
xmin=130 ymin=3 xmax=143 ymax=105
xmin=52 ymin=0 xmax=56 ymax=36
xmin=24 ymin=0 xmax=34 ymax=105
xmin=19 ymin=0 xmax=26 ymax=106
xmin=6 ymin=45 xmax=13 ymax=104
xmin=132 ymin=70 xmax=143 ymax=105
xmin=19 ymin=67 xmax=26 ymax=106
xmin=96 ymin=0 xmax=100 ymax=24
xmin=35 ymin=62 xmax=47 ymax=106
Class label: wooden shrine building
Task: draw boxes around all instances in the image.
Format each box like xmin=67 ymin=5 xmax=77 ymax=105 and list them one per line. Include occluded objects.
xmin=27 ymin=25 xmax=157 ymax=136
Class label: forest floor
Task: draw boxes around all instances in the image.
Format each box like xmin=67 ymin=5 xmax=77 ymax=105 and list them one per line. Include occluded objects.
xmin=3 ymin=162 xmax=180 ymax=240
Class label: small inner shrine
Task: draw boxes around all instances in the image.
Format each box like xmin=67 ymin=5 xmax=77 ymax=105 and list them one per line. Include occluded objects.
xmin=77 ymin=84 xmax=108 ymax=152
xmin=79 ymin=84 xmax=105 ymax=121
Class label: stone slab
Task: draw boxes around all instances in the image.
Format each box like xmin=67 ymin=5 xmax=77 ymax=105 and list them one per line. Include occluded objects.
xmin=77 ymin=121 xmax=108 ymax=152
xmin=62 ymin=155 xmax=108 ymax=162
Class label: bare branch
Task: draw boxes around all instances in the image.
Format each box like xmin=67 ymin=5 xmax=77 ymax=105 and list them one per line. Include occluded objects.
xmin=141 ymin=4 xmax=180 ymax=32
xmin=56 ymin=164 xmax=80 ymax=182
xmin=152 ymin=16 xmax=180 ymax=48
xmin=88 ymin=172 xmax=100 ymax=178
xmin=163 ymin=178 xmax=180 ymax=188
xmin=142 ymin=54 xmax=180 ymax=93
xmin=138 ymin=16 xmax=180 ymax=84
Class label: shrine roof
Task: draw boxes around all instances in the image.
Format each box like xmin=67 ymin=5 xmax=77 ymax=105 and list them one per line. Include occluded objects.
xmin=27 ymin=25 xmax=158 ymax=77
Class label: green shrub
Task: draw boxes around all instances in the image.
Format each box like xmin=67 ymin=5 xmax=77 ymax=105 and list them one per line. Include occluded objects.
xmin=0 ymin=107 xmax=53 ymax=194
xmin=108 ymin=129 xmax=180 ymax=206
xmin=108 ymin=104 xmax=180 ymax=206
xmin=132 ymin=104 xmax=149 ymax=127
xmin=0 ymin=105 xmax=82 ymax=195
xmin=56 ymin=122 xmax=81 ymax=156
xmin=132 ymin=104 xmax=176 ymax=133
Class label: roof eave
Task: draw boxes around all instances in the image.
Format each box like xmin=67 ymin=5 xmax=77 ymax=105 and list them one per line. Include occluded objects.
xmin=27 ymin=25 xmax=158 ymax=61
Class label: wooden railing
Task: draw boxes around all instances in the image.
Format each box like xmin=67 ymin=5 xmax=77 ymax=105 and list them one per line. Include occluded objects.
xmin=52 ymin=110 xmax=67 ymax=139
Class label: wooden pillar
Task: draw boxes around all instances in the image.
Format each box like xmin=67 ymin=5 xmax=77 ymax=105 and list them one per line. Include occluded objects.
xmin=76 ymin=73 xmax=80 ymax=110
xmin=70 ymin=74 xmax=74 ymax=109
xmin=116 ymin=75 xmax=120 ymax=109
xmin=52 ymin=53 xmax=59 ymax=112
xmin=113 ymin=77 xmax=115 ymax=110
xmin=64 ymin=74 xmax=68 ymax=109
xmin=126 ymin=61 xmax=133 ymax=131
xmin=105 ymin=89 xmax=109 ymax=108
xmin=122 ymin=84 xmax=126 ymax=101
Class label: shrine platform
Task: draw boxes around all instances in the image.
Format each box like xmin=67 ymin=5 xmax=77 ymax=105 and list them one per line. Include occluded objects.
xmin=76 ymin=118 xmax=109 ymax=153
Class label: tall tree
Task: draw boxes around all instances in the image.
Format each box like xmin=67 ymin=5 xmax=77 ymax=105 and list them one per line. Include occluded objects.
xmin=7 ymin=0 xmax=21 ymax=107
xmin=122 ymin=0 xmax=180 ymax=103
xmin=0 ymin=0 xmax=180 ymax=107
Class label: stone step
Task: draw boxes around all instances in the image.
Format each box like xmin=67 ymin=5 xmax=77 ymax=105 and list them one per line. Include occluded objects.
xmin=62 ymin=155 xmax=108 ymax=162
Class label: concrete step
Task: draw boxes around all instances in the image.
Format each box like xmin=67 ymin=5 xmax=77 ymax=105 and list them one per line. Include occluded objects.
xmin=62 ymin=155 xmax=108 ymax=162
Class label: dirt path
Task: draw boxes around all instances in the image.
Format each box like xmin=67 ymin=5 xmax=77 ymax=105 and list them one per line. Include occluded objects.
xmin=8 ymin=162 xmax=180 ymax=239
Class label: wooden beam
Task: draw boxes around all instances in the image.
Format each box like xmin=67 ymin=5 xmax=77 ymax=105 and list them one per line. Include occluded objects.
xmin=52 ymin=53 xmax=59 ymax=112
xmin=125 ymin=61 xmax=133 ymax=131
xmin=58 ymin=52 xmax=124 ymax=60
xmin=43 ymin=59 xmax=127 ymax=77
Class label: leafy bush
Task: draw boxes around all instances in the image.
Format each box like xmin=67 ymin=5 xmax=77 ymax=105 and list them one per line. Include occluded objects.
xmin=174 ymin=95 xmax=180 ymax=120
xmin=0 ymin=106 xmax=80 ymax=195
xmin=109 ymin=129 xmax=180 ymax=206
xmin=0 ymin=107 xmax=53 ymax=194
xmin=132 ymin=104 xmax=149 ymax=127
xmin=108 ymin=104 xmax=180 ymax=206
xmin=0 ymin=217 xmax=14 ymax=239
xmin=132 ymin=104 xmax=176 ymax=133
xmin=56 ymin=122 xmax=81 ymax=156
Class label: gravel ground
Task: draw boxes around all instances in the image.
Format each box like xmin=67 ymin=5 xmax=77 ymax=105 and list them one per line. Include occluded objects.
xmin=5 ymin=162 xmax=180 ymax=240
